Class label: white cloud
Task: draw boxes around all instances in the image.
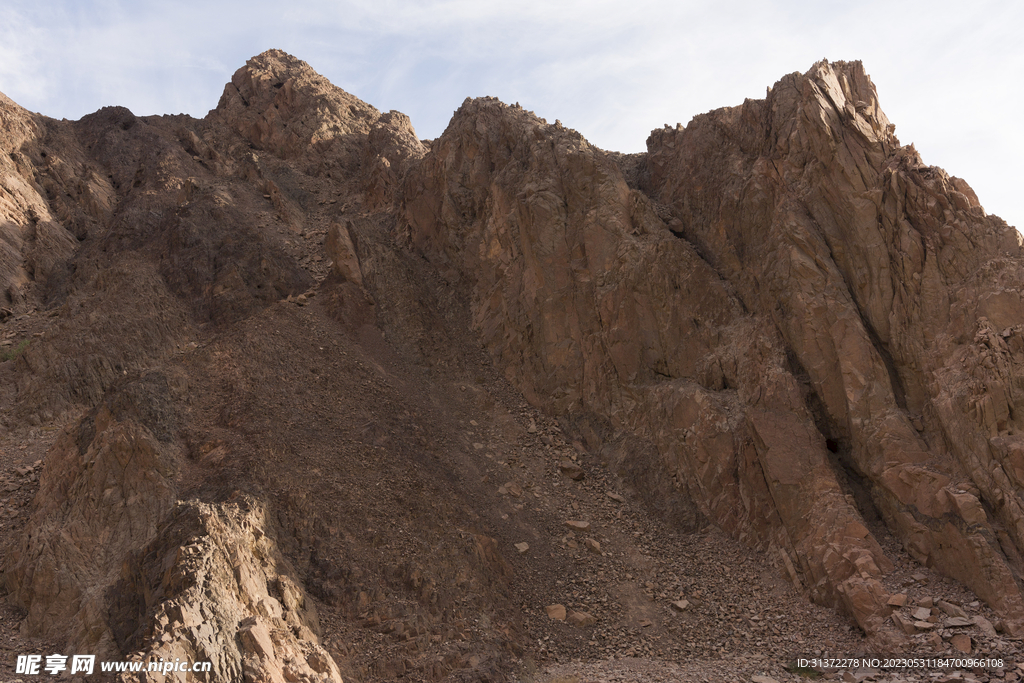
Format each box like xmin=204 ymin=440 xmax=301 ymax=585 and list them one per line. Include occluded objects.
xmin=0 ymin=0 xmax=1020 ymax=227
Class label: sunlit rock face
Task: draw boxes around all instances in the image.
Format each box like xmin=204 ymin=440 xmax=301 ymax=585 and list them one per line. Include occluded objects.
xmin=2 ymin=49 xmax=1023 ymax=680
xmin=406 ymin=59 xmax=1024 ymax=638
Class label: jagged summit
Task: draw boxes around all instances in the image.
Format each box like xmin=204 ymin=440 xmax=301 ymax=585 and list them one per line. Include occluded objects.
xmin=213 ymin=49 xmax=382 ymax=161
xmin=1 ymin=52 xmax=1023 ymax=682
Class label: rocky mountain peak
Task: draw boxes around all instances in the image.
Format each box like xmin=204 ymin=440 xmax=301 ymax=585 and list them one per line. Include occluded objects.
xmin=214 ymin=48 xmax=381 ymax=161
xmin=1 ymin=51 xmax=1022 ymax=682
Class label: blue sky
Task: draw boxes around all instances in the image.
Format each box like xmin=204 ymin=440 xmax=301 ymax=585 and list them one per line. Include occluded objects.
xmin=2 ymin=0 xmax=1020 ymax=230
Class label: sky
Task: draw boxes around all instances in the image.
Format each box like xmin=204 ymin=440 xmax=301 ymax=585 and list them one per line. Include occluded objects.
xmin=1 ymin=0 xmax=1020 ymax=230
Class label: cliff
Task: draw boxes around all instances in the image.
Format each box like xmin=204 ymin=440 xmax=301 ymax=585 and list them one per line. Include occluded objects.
xmin=1 ymin=50 xmax=1021 ymax=681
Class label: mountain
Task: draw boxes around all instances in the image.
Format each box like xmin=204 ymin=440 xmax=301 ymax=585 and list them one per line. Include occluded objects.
xmin=1 ymin=49 xmax=1022 ymax=682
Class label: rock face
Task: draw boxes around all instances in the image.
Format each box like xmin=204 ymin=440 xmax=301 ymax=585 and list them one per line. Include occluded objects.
xmin=1 ymin=50 xmax=1023 ymax=681
xmin=405 ymin=60 xmax=1024 ymax=636
xmin=325 ymin=220 xmax=363 ymax=285
xmin=5 ymin=386 xmax=179 ymax=653
xmin=212 ymin=49 xmax=380 ymax=169
xmin=643 ymin=61 xmax=1024 ymax=632
xmin=109 ymin=499 xmax=343 ymax=683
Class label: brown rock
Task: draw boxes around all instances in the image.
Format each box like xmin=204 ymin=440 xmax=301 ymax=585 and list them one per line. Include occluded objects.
xmin=5 ymin=46 xmax=1024 ymax=674
xmin=891 ymin=612 xmax=916 ymax=635
xmin=546 ymin=604 xmax=566 ymax=621
xmin=887 ymin=594 xmax=908 ymax=607
xmin=911 ymin=606 xmax=932 ymax=621
xmin=972 ymin=615 xmax=999 ymax=638
xmin=112 ymin=499 xmax=343 ymax=682
xmin=213 ymin=49 xmax=380 ymax=163
xmin=567 ymin=610 xmax=597 ymax=627
xmin=558 ymin=460 xmax=585 ymax=481
xmin=362 ymin=110 xmax=427 ymax=208
xmin=564 ymin=520 xmax=590 ymax=531
xmin=326 ymin=220 xmax=363 ymax=285
xmin=670 ymin=599 xmax=690 ymax=612
xmin=4 ymin=405 xmax=178 ymax=652
xmin=937 ymin=599 xmax=967 ymax=618
xmin=837 ymin=576 xmax=893 ymax=634
xmin=405 ymin=57 xmax=1024 ymax=638
xmin=950 ymin=633 xmax=972 ymax=653
xmin=238 ymin=617 xmax=277 ymax=661
xmin=584 ymin=538 xmax=602 ymax=554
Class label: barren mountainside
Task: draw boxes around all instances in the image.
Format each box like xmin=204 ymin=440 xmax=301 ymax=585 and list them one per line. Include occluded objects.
xmin=1 ymin=50 xmax=1023 ymax=682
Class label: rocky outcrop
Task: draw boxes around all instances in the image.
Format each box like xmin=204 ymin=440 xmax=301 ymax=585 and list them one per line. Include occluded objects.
xmin=212 ymin=49 xmax=381 ymax=176
xmin=0 ymin=93 xmax=97 ymax=312
xmin=110 ymin=499 xmax=342 ymax=683
xmin=404 ymin=61 xmax=1024 ymax=636
xmin=644 ymin=60 xmax=1024 ymax=632
xmin=362 ymin=111 xmax=427 ymax=209
xmin=4 ymin=381 xmax=344 ymax=681
xmin=4 ymin=382 xmax=180 ymax=654
xmin=325 ymin=220 xmax=363 ymax=285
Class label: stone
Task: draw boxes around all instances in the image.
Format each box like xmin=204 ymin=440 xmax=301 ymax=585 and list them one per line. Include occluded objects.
xmin=567 ymin=610 xmax=597 ymax=627
xmin=564 ymin=520 xmax=590 ymax=531
xmin=546 ymin=604 xmax=566 ymax=621
xmin=912 ymin=606 xmax=933 ymax=621
xmin=238 ymin=617 xmax=276 ymax=661
xmin=951 ymin=633 xmax=972 ymax=653
xmin=938 ymin=599 xmax=967 ymax=618
xmin=887 ymin=594 xmax=908 ymax=607
xmin=606 ymin=491 xmax=625 ymax=503
xmin=670 ymin=600 xmax=690 ymax=612
xmin=3 ymin=405 xmax=179 ymax=652
xmin=972 ymin=615 xmax=999 ymax=638
xmin=891 ymin=612 xmax=916 ymax=635
xmin=514 ymin=542 xmax=529 ymax=554
xmin=326 ymin=221 xmax=363 ymax=285
xmin=584 ymin=538 xmax=601 ymax=554
xmin=115 ymin=499 xmax=342 ymax=682
xmin=837 ymin=576 xmax=892 ymax=634
xmin=558 ymin=460 xmax=585 ymax=481
xmin=943 ymin=616 xmax=973 ymax=628
xmin=842 ymin=672 xmax=873 ymax=683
